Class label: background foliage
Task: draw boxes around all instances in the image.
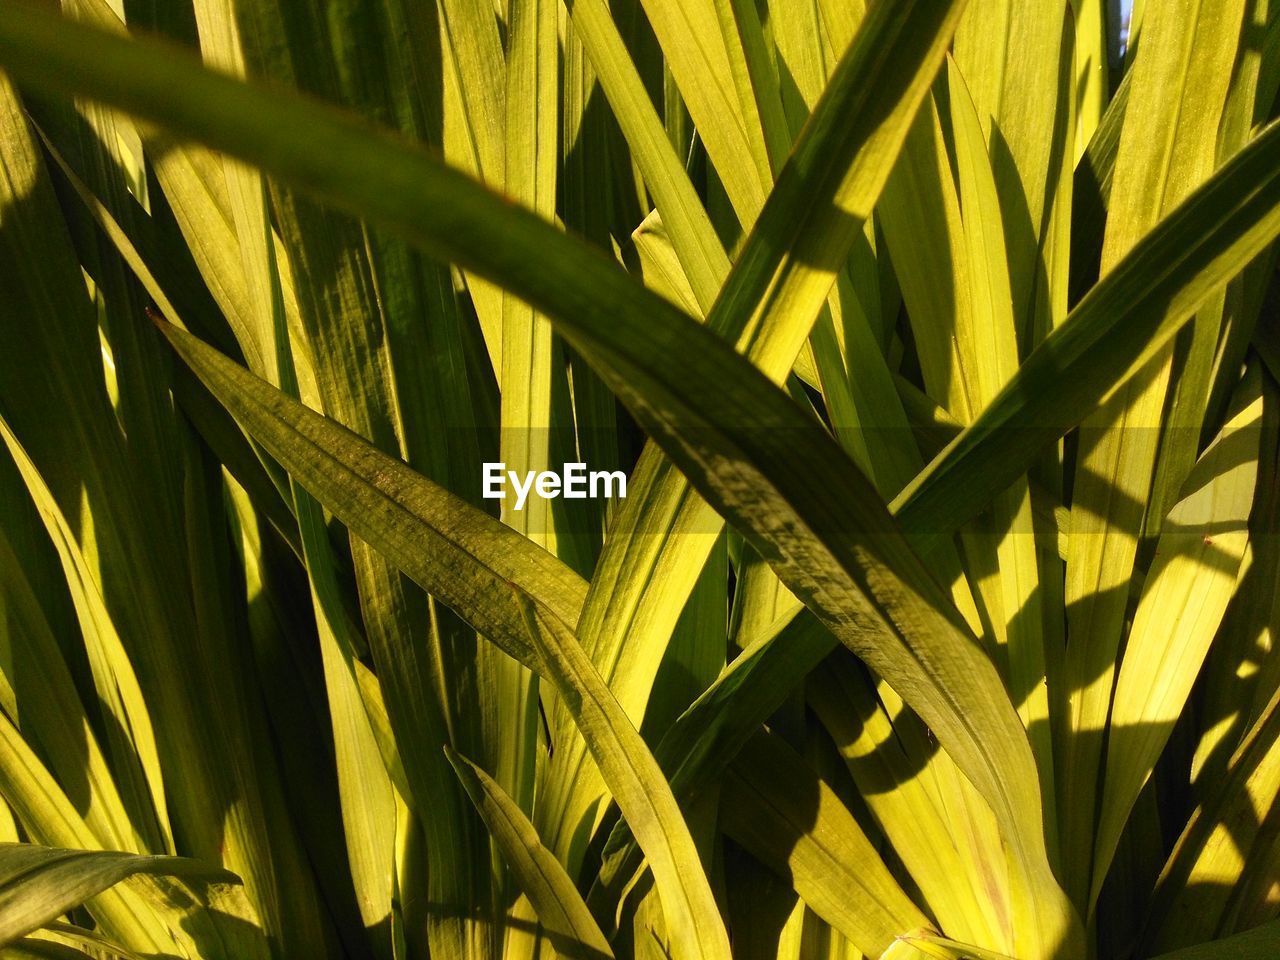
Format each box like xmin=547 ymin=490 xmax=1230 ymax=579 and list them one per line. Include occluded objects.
xmin=0 ymin=0 xmax=1278 ymax=958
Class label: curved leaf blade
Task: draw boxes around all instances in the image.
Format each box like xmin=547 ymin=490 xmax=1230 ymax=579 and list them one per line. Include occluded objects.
xmin=894 ymin=118 xmax=1280 ymax=547
xmin=0 ymin=843 xmax=233 ymax=949
xmin=158 ymin=327 xmax=728 ymax=960
xmin=0 ymin=13 xmax=1077 ymax=955
xmin=445 ymin=748 xmax=613 ymax=960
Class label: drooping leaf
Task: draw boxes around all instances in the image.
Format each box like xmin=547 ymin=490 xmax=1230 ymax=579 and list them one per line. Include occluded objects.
xmin=0 ymin=843 xmax=231 ymax=950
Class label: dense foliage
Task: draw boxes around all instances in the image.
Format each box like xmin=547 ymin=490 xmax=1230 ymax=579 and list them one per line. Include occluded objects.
xmin=0 ymin=0 xmax=1278 ymax=958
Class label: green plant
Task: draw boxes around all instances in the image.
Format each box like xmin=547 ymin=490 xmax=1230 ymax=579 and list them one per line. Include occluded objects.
xmin=0 ymin=0 xmax=1277 ymax=958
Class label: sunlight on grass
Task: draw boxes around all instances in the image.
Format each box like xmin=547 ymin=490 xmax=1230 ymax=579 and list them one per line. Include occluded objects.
xmin=0 ymin=0 xmax=1276 ymax=959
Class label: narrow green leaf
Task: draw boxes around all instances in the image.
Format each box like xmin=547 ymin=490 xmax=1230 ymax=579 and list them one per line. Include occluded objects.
xmin=703 ymin=0 xmax=967 ymax=376
xmin=1057 ymin=0 xmax=1247 ymax=905
xmin=893 ymin=118 xmax=1280 ymax=547
xmin=720 ymin=731 xmax=931 ymax=956
xmin=0 ymin=15 xmax=1077 ymax=956
xmin=633 ymin=0 xmax=771 ymax=223
xmin=491 ymin=0 xmax=561 ymax=828
xmin=435 ymin=0 xmax=505 ymax=180
xmin=953 ymin=0 xmax=1074 ymax=335
xmin=948 ymin=57 xmax=1055 ymax=825
xmin=1143 ymin=689 xmax=1280 ymax=953
xmin=158 ymin=324 xmax=729 ymax=960
xmin=595 ymin=604 xmax=828 ymax=906
xmin=563 ymin=0 xmax=729 ymax=311
xmin=514 ymin=600 xmax=731 ymax=960
xmin=809 ymin=654 xmax=1013 ymax=950
xmin=1090 ymin=378 xmax=1263 ymax=909
xmin=0 ymin=418 xmax=170 ymax=857
xmin=541 ymin=0 xmax=970 ymax=881
xmin=446 ymin=748 xmax=614 ymax=960
xmin=293 ymin=473 xmax=398 ymax=947
xmin=0 ymin=844 xmax=230 ymax=950
xmin=1070 ymin=0 xmax=1110 ymax=159
xmin=157 ymin=325 xmax=585 ymax=674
